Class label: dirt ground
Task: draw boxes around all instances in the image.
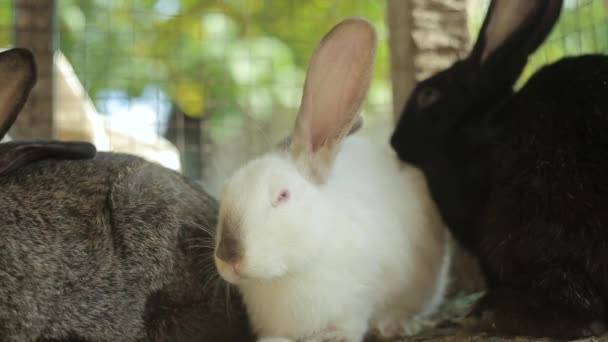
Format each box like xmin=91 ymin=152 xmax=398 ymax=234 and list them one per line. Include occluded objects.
xmin=371 ymin=243 xmax=608 ymax=342
xmin=365 ymin=292 xmax=608 ymax=342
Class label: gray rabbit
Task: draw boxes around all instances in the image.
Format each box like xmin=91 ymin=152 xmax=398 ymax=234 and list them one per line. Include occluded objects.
xmin=0 ymin=48 xmax=253 ymax=341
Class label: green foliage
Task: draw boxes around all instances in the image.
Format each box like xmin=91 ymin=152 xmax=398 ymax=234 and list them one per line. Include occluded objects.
xmin=0 ymin=1 xmax=12 ymax=47
xmin=57 ymin=0 xmax=390 ymax=146
xmin=6 ymin=0 xmax=596 ymax=151
xmin=521 ymin=0 xmax=608 ymax=85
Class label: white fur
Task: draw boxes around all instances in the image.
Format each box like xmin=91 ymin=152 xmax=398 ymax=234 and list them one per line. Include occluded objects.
xmin=216 ymin=136 xmax=450 ymax=341
xmin=214 ymin=17 xmax=451 ymax=342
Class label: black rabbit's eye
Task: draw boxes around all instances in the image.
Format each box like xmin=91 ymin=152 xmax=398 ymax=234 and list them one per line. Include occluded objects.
xmin=416 ymin=87 xmax=440 ymax=108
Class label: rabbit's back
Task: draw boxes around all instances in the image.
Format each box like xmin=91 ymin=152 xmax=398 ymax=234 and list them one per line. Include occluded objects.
xmin=481 ymin=54 xmax=608 ymax=284
xmin=0 ymin=153 xmax=235 ymax=341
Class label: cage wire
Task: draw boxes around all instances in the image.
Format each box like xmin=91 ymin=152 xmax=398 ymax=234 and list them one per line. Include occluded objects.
xmin=469 ymin=0 xmax=608 ymax=86
xmin=55 ymin=0 xmax=391 ymax=195
xmin=0 ymin=0 xmax=606 ymax=195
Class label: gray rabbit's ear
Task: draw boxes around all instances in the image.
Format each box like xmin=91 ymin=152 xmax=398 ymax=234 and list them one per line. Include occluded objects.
xmin=0 ymin=141 xmax=96 ymax=176
xmin=0 ymin=48 xmax=37 ymax=141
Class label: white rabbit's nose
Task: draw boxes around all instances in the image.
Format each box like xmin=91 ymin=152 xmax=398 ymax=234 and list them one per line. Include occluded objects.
xmin=215 ymin=233 xmax=243 ymax=264
xmin=215 ymin=256 xmax=244 ymax=284
xmin=232 ymin=261 xmax=244 ymax=276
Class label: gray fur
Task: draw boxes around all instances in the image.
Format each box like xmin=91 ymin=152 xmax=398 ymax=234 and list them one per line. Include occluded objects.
xmin=0 ymin=152 xmax=253 ymax=341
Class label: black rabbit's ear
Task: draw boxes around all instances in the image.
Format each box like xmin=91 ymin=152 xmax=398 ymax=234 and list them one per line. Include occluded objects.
xmin=0 ymin=141 xmax=96 ymax=176
xmin=0 ymin=48 xmax=37 ymax=141
xmin=470 ymin=0 xmax=562 ymax=82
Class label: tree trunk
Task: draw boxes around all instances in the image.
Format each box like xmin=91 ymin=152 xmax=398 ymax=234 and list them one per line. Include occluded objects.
xmin=386 ymin=0 xmax=485 ymax=296
xmin=387 ymin=0 xmax=470 ymax=120
xmin=12 ymin=0 xmax=55 ymax=139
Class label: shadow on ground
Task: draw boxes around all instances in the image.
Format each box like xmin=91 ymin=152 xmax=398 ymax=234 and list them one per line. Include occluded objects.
xmin=366 ymin=292 xmax=608 ymax=342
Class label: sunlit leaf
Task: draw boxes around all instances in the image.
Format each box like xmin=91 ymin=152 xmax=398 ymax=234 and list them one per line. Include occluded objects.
xmin=60 ymin=4 xmax=86 ymax=36
xmin=172 ymin=79 xmax=206 ymax=118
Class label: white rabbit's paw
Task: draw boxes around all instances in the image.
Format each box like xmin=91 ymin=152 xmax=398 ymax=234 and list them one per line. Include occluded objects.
xmin=374 ymin=316 xmax=433 ymax=338
xmin=304 ymin=329 xmax=352 ymax=342
xmin=402 ymin=319 xmax=435 ymax=336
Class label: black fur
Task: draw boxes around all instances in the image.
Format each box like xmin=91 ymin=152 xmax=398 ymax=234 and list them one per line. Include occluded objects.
xmin=391 ymin=0 xmax=608 ymax=339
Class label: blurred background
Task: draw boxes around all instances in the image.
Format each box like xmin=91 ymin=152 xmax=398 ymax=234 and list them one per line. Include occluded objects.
xmin=1 ymin=0 xmax=607 ymax=295
xmin=1 ymin=0 xmax=607 ymax=194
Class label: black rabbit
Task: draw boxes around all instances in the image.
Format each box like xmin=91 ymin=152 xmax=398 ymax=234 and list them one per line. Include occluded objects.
xmin=0 ymin=48 xmax=254 ymax=341
xmin=391 ymin=0 xmax=608 ymax=339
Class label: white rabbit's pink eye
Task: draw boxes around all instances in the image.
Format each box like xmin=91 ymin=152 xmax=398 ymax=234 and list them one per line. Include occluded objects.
xmin=272 ymin=190 xmax=290 ymax=207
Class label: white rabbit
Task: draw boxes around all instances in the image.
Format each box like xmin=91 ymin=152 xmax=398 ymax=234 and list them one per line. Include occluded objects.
xmin=214 ymin=17 xmax=451 ymax=342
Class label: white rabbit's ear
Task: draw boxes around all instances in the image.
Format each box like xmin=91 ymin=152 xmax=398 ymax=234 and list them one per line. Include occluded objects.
xmin=276 ymin=115 xmax=363 ymax=151
xmin=0 ymin=48 xmax=37 ymax=141
xmin=290 ymin=17 xmax=376 ymax=183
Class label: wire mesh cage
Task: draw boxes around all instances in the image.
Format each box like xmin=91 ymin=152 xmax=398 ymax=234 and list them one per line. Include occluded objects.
xmin=1 ymin=0 xmax=607 ymax=196
xmin=469 ymin=0 xmax=608 ymax=86
xmin=55 ymin=0 xmax=392 ymax=195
